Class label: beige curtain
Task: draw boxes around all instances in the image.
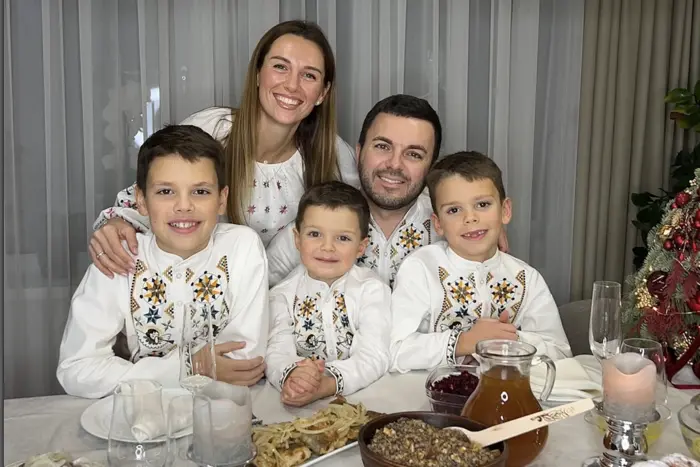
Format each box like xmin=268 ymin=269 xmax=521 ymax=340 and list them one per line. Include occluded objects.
xmin=571 ymin=0 xmax=700 ymax=301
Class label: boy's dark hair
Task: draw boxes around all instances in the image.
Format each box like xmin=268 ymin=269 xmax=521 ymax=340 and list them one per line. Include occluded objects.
xmin=357 ymin=94 xmax=442 ymax=165
xmin=426 ymin=151 xmax=507 ymax=213
xmin=295 ymin=181 xmax=371 ymax=238
xmin=136 ymin=124 xmax=226 ymax=192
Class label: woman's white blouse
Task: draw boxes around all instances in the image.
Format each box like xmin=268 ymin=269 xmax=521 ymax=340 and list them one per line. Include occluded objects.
xmin=93 ymin=107 xmax=360 ymax=247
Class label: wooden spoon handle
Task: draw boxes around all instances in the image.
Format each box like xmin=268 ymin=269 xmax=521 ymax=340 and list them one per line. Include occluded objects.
xmin=469 ymin=397 xmax=596 ymax=447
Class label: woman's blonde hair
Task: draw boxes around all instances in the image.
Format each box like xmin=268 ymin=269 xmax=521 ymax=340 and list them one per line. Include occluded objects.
xmin=223 ymin=20 xmax=339 ymax=224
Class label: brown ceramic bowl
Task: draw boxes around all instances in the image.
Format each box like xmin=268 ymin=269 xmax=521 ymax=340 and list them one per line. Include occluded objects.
xmin=358 ymin=411 xmax=508 ymax=467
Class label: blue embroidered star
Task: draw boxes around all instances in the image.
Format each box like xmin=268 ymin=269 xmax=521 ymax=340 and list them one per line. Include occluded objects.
xmin=303 ymin=318 xmax=314 ymax=331
xmin=144 ymin=307 xmax=160 ymax=324
xmin=455 ymin=308 xmax=468 ymax=318
xmin=340 ymin=315 xmax=350 ymax=327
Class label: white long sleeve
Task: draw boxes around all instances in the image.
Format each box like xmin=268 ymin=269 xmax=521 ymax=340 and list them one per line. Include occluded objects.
xmin=264 ymin=293 xmax=304 ymax=390
xmin=266 ymin=225 xmax=302 ymax=287
xmin=389 ymin=255 xmax=459 ymax=373
xmin=57 ymin=266 xmax=180 ymax=398
xmin=389 ymin=243 xmax=571 ymax=372
xmin=265 ymin=265 xmax=391 ymax=396
xmin=57 ymin=224 xmax=269 ymax=398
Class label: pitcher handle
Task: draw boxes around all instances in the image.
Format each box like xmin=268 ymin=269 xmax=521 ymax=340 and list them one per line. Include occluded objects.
xmin=532 ymin=355 xmax=556 ymax=402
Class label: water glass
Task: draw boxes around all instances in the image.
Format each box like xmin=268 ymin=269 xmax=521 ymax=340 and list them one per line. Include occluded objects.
xmin=621 ymin=338 xmax=668 ymax=406
xmin=107 ymin=380 xmax=168 ymax=467
xmin=179 ymin=302 xmax=216 ymax=393
xmin=191 ymin=381 xmax=256 ymax=467
xmin=589 ymin=281 xmax=622 ymax=361
xmin=167 ymin=394 xmax=195 ymax=466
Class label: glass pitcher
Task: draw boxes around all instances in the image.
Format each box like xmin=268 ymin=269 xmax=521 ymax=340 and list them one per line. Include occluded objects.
xmin=461 ymin=339 xmax=556 ymax=467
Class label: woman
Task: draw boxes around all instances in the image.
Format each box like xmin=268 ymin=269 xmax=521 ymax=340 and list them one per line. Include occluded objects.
xmin=90 ymin=20 xmax=358 ymax=278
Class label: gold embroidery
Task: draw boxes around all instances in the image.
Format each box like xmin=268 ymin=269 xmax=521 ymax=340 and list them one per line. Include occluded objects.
xmin=185 ymin=268 xmax=194 ymax=283
xmin=217 ymin=256 xmax=229 ymax=282
xmin=163 ymin=266 xmax=173 ymax=283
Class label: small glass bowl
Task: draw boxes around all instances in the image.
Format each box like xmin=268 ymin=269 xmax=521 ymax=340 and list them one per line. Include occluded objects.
xmin=583 ymin=404 xmax=672 ymax=448
xmin=679 ymin=400 xmax=700 ymax=460
xmin=424 ymin=363 xmax=480 ymax=415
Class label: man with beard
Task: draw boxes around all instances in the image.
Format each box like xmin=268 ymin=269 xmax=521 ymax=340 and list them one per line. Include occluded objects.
xmin=267 ymin=94 xmax=443 ymax=288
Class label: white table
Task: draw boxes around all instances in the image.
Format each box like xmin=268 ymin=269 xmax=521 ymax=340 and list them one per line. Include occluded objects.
xmin=4 ymin=362 xmax=698 ymax=466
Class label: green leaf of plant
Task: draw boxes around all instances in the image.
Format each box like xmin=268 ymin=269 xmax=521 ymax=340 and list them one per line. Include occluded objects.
xmin=694 ymin=79 xmax=700 ymax=101
xmin=631 ymin=192 xmax=654 ymax=206
xmin=666 ymin=88 xmax=693 ymax=104
xmin=637 ymin=207 xmax=656 ymax=223
xmin=633 ymin=246 xmax=648 ymax=256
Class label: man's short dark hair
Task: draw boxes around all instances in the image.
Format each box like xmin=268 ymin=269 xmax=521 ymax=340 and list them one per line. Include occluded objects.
xmin=426 ymin=151 xmax=507 ymax=213
xmin=295 ymin=181 xmax=370 ymax=238
xmin=357 ymin=94 xmax=442 ymax=165
xmin=136 ymin=124 xmax=226 ymax=192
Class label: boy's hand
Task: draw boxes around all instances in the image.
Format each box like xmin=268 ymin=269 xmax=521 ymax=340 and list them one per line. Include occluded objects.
xmin=456 ymin=312 xmax=517 ymax=356
xmin=90 ymin=217 xmax=138 ymax=278
xmin=282 ymin=374 xmax=337 ymax=407
xmin=284 ymin=359 xmax=324 ymax=395
xmin=212 ymin=341 xmax=266 ymax=386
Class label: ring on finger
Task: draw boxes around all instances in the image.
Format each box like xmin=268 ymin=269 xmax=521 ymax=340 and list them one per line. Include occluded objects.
xmin=95 ymin=251 xmax=106 ymax=260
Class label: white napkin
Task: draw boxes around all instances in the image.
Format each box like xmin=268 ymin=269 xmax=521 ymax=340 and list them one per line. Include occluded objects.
xmin=529 ymin=357 xmax=602 ymax=403
xmin=633 ymin=454 xmax=700 ymax=466
xmin=119 ymin=382 xmax=191 ymax=442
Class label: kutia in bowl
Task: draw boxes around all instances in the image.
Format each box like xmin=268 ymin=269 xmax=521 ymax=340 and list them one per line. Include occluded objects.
xmin=358 ymin=411 xmax=508 ymax=467
xmin=425 ymin=363 xmax=480 ymax=415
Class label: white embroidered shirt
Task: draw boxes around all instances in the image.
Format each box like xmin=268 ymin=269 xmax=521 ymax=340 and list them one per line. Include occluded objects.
xmin=265 ymin=265 xmax=391 ymax=396
xmin=390 ymin=242 xmax=572 ymax=373
xmin=57 ymin=224 xmax=269 ymax=398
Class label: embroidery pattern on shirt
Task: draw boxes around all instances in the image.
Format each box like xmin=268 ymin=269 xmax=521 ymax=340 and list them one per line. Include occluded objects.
xmin=435 ymin=267 xmax=478 ymax=333
xmin=489 ymin=270 xmax=526 ymax=321
xmin=129 ymin=256 xmax=232 ymax=361
xmin=332 ymin=292 xmax=354 ymax=360
xmin=292 ymin=294 xmax=327 ymax=359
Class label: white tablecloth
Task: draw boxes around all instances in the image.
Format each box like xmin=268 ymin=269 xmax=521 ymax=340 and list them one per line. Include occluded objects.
xmin=4 ymin=356 xmax=699 ymax=466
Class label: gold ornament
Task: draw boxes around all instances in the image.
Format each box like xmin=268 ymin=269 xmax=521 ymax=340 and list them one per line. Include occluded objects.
xmin=658 ymin=225 xmax=673 ymax=241
xmin=634 ymin=283 xmax=656 ymax=309
xmin=671 ymin=211 xmax=683 ymax=227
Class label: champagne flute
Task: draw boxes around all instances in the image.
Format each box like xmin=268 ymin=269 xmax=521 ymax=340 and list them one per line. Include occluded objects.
xmin=621 ymin=338 xmax=668 ymax=406
xmin=179 ymin=302 xmax=216 ymax=393
xmin=588 ymin=281 xmax=622 ymax=361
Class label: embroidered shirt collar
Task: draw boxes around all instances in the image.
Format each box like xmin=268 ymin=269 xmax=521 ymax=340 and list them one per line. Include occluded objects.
xmin=445 ymin=245 xmax=501 ymax=271
xmin=148 ymin=232 xmax=215 ymax=272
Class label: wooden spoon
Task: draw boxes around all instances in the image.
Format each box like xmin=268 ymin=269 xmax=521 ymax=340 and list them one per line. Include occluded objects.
xmin=446 ymin=397 xmax=596 ymax=448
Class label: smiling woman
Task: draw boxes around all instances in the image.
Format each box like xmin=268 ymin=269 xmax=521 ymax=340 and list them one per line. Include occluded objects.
xmin=87 ymin=20 xmax=359 ymax=278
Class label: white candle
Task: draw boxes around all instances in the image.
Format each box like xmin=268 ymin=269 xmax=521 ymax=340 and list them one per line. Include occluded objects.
xmin=602 ymin=352 xmax=656 ymax=422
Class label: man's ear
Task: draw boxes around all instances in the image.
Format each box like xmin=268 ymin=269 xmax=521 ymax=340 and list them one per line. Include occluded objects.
xmin=431 ymin=212 xmax=444 ymax=237
xmin=218 ymin=186 xmax=229 ymax=216
xmin=135 ymin=187 xmax=148 ymax=217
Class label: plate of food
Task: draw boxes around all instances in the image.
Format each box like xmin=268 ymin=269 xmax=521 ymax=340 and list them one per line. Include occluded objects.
xmin=6 ymin=451 xmax=105 ymax=467
xmin=251 ymin=397 xmax=381 ymax=467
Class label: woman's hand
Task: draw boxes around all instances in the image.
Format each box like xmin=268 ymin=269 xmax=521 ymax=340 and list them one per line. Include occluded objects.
xmin=89 ymin=218 xmax=138 ymax=278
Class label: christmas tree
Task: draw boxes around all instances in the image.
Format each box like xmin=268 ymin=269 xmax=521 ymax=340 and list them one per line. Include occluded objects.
xmin=623 ymin=169 xmax=700 ymax=382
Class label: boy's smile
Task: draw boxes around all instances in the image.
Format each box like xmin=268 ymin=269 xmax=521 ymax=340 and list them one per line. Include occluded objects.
xmin=135 ymin=155 xmax=228 ymax=259
xmin=432 ymin=175 xmax=511 ymax=262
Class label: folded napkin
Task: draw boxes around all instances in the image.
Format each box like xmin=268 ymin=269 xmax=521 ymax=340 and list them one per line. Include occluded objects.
xmin=119 ymin=382 xmax=191 ymax=442
xmin=529 ymin=357 xmax=602 ymax=403
xmin=632 ymin=453 xmax=700 ymax=466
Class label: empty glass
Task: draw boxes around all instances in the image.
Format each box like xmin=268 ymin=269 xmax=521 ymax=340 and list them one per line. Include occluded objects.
xmin=179 ymin=302 xmax=216 ymax=393
xmin=107 ymin=380 xmax=168 ymax=467
xmin=191 ymin=381 xmax=256 ymax=467
xmin=167 ymin=394 xmax=195 ymax=467
xmin=621 ymin=338 xmax=668 ymax=406
xmin=589 ymin=281 xmax=622 ymax=361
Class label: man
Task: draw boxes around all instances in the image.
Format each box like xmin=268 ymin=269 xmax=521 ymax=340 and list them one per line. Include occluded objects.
xmin=268 ymin=94 xmax=444 ymax=287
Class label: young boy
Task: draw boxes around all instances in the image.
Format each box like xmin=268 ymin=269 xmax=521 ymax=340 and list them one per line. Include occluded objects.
xmin=57 ymin=125 xmax=269 ymax=398
xmin=390 ymin=151 xmax=571 ymax=372
xmin=265 ymin=181 xmax=392 ymax=406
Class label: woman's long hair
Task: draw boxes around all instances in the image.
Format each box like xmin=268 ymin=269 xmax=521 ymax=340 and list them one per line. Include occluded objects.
xmin=224 ymin=20 xmax=339 ymax=225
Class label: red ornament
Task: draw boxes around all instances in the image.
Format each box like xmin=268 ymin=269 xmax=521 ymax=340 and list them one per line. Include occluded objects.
xmin=675 ymin=192 xmax=692 ymax=207
xmin=664 ymin=240 xmax=674 ymax=250
xmin=680 ymin=252 xmax=686 ymax=261
xmin=675 ymin=233 xmax=686 ymax=246
xmin=695 ymin=209 xmax=700 ymax=220
xmin=689 ymin=298 xmax=700 ymax=312
xmin=646 ymin=271 xmax=668 ymax=299
xmin=672 ymin=202 xmax=678 ymax=209
xmin=694 ymin=220 xmax=700 ymax=229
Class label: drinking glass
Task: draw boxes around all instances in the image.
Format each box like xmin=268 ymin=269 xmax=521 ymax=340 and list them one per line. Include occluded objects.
xmin=589 ymin=281 xmax=622 ymax=361
xmin=179 ymin=302 xmax=216 ymax=393
xmin=621 ymin=338 xmax=668 ymax=406
xmin=107 ymin=380 xmax=168 ymax=467
xmin=167 ymin=394 xmax=195 ymax=467
xmin=191 ymin=381 xmax=256 ymax=467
